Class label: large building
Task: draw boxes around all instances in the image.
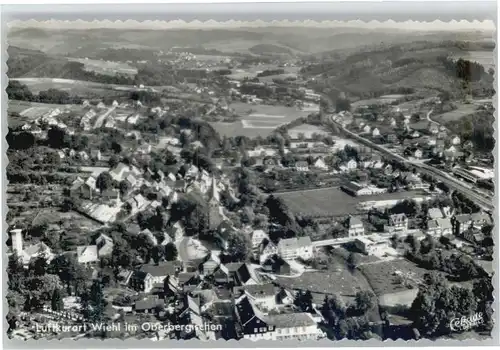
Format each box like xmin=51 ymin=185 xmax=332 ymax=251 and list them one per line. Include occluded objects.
xmin=277 ymin=237 xmax=313 ymax=260
xmin=235 ymin=297 xmax=324 ymax=341
xmin=384 ymin=213 xmax=408 ymax=233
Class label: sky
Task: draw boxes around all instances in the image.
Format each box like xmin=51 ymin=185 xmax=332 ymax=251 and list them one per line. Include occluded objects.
xmin=7 ymin=19 xmax=496 ymax=32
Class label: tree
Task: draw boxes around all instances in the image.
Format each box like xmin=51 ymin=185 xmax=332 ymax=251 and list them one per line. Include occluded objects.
xmin=87 ymin=280 xmax=106 ymax=322
xmin=47 ymin=127 xmax=66 ymax=149
xmin=164 ymin=242 xmax=178 ymax=261
xmin=96 ymin=171 xmax=113 ymax=193
xmin=226 ymin=231 xmax=251 ymax=262
xmin=118 ymin=180 xmax=130 ymax=196
xmin=108 ymin=155 xmax=119 ymax=168
xmin=51 ymin=288 xmax=64 ymax=311
xmin=151 ymin=245 xmax=164 ymax=264
xmin=29 ymin=255 xmax=48 ymax=276
xmin=354 ymin=291 xmax=376 ymax=313
xmin=411 ymin=272 xmax=477 ymax=336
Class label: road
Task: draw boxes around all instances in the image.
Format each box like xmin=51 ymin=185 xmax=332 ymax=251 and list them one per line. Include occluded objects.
xmin=93 ymin=106 xmax=116 ymax=129
xmin=326 ymin=115 xmax=493 ymax=211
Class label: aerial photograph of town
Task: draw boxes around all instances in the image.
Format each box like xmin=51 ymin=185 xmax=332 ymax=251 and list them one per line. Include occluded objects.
xmin=4 ymin=19 xmax=496 ymax=342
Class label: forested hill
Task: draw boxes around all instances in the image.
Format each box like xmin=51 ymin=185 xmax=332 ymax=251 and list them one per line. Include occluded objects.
xmin=302 ymin=40 xmax=495 ymax=100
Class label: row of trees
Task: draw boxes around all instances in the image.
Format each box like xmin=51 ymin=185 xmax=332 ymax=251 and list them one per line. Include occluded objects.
xmin=7 ymin=81 xmax=82 ymax=104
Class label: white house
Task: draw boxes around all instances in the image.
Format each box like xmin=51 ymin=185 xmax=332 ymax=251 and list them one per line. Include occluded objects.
xmin=363 ymin=125 xmax=371 ymax=133
xmin=236 ymin=297 xmax=324 ymax=341
xmin=251 ymin=230 xmax=269 ymax=249
xmin=236 ymin=284 xmax=277 ymax=311
xmin=384 ymin=213 xmax=409 ymax=233
xmin=295 ymin=161 xmax=309 ymax=172
xmin=277 ymin=237 xmax=313 ymax=260
xmin=372 ymin=128 xmax=380 ymax=137
xmin=313 ymin=157 xmax=328 ymax=170
xmin=346 ymin=216 xmax=365 ymax=236
xmin=77 ymin=245 xmax=99 ymax=265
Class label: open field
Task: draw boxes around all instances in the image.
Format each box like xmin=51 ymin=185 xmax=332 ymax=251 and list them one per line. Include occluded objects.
xmin=352 ymin=94 xmax=406 ymax=108
xmin=210 ymin=102 xmax=309 ymax=137
xmin=358 ymin=258 xmax=429 ymax=297
xmin=12 ymin=77 xmax=133 ymax=96
xmin=431 ymin=103 xmax=479 ymax=124
xmin=287 ymin=124 xmax=328 ymax=139
xmin=274 ymin=269 xmax=365 ymax=305
xmin=276 ymin=187 xmax=430 ymax=216
xmin=227 ymin=65 xmax=300 ymax=80
xmin=67 ymin=57 xmax=138 ymax=76
xmin=8 ymin=99 xmax=85 ymax=126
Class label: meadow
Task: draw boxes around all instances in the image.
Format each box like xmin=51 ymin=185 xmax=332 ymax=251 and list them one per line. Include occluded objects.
xmin=210 ymin=102 xmax=309 ymax=137
xmin=67 ymin=57 xmax=138 ymax=77
xmin=431 ymin=103 xmax=479 ymax=124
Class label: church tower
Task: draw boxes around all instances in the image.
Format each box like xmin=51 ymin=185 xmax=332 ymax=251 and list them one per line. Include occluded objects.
xmin=208 ymin=177 xmax=222 ymax=230
xmin=10 ymin=229 xmax=23 ymax=255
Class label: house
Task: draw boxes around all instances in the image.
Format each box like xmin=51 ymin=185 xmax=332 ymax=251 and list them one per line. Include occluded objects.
xmin=354 ymin=235 xmax=391 ymax=256
xmin=341 ymin=181 xmax=372 ymax=197
xmin=134 ymin=297 xmax=164 ymax=314
xmin=234 ymin=263 xmax=261 ymax=286
xmin=387 ymin=134 xmax=398 ymax=143
xmin=295 ymin=161 xmax=309 ymax=172
xmin=96 ymin=233 xmax=114 ymax=257
xmin=235 ymin=284 xmax=277 ymax=311
xmin=250 ymin=229 xmax=269 ymax=249
xmin=389 ymin=118 xmax=397 ymax=127
xmin=372 ymin=128 xmax=380 ymax=137
xmin=452 ymin=213 xmax=492 ymax=236
xmin=313 ymin=157 xmax=328 ymax=170
xmin=90 ymin=149 xmax=101 ymax=161
xmin=451 ymin=135 xmax=460 ymax=146
xmin=384 ymin=213 xmax=408 ymax=233
xmin=129 ymin=262 xmax=181 ymax=293
xmin=78 ymin=151 xmax=89 ymax=161
xmin=339 ymin=158 xmax=357 ymax=172
xmin=460 ymin=229 xmax=485 ymax=245
xmin=345 ymin=216 xmax=365 ymax=236
xmin=235 ymin=297 xmax=324 ymax=341
xmin=426 ymin=218 xmax=453 ymax=236
xmin=257 ymin=239 xmax=278 ymax=264
xmin=362 ymin=125 xmax=371 ymax=134
xmin=413 ymin=149 xmax=423 ymax=159
xmin=76 ymin=245 xmax=99 ymax=265
xmin=199 ymin=253 xmax=221 ymax=276
xmin=428 ymin=123 xmax=439 ymax=134
xmin=261 ymin=255 xmax=292 ymax=275
xmin=212 ymin=264 xmax=231 ymax=285
xmin=277 ymin=237 xmax=313 ymax=260
xmin=427 ymin=207 xmax=453 ymax=220
xmin=10 ymin=229 xmax=55 ymax=266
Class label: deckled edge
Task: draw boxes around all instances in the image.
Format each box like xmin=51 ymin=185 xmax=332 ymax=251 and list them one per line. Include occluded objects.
xmin=1 ymin=16 xmax=499 ymax=348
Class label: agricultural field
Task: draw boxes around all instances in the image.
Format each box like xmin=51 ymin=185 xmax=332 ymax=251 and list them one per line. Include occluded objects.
xmin=287 ymin=124 xmax=328 ymax=139
xmin=227 ymin=65 xmax=300 ymax=81
xmin=11 ymin=77 xmax=135 ymax=96
xmin=67 ymin=57 xmax=138 ymax=76
xmin=430 ymin=103 xmax=479 ymax=124
xmin=210 ymin=102 xmax=309 ymax=137
xmin=7 ymin=99 xmax=85 ymax=127
xmin=276 ymin=187 xmax=430 ymax=216
xmin=351 ymin=94 xmax=406 ymax=109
